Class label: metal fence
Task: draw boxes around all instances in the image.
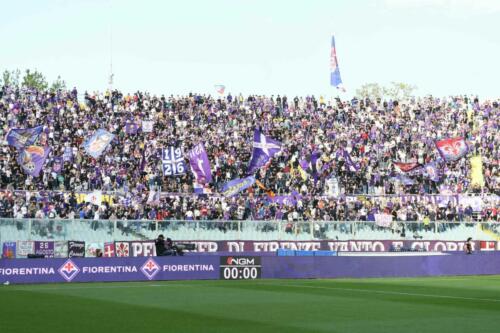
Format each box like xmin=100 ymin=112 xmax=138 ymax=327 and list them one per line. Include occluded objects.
xmin=1 ymin=218 xmax=499 ymax=244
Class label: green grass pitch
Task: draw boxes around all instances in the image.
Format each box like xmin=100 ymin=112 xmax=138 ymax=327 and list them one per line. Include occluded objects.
xmin=1 ymin=276 xmax=500 ymax=333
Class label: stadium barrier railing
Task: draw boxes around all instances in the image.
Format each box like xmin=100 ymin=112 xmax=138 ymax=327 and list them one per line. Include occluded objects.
xmin=1 ymin=218 xmax=498 ymax=244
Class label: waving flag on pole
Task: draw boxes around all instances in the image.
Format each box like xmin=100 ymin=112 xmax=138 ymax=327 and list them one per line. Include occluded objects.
xmin=339 ymin=149 xmax=359 ymax=172
xmin=423 ymin=161 xmax=441 ymax=182
xmin=17 ymin=145 xmax=51 ymax=177
xmin=393 ymin=162 xmax=421 ymax=173
xmin=82 ymin=129 xmax=114 ymax=159
xmin=6 ymin=126 xmax=43 ymax=149
xmin=247 ymin=129 xmax=282 ymax=175
xmin=470 ymin=155 xmax=485 ymax=188
xmin=330 ymin=35 xmax=345 ymax=92
xmin=435 ymin=137 xmax=468 ymax=162
xmin=221 ymin=176 xmax=256 ymax=197
xmin=214 ymin=85 xmax=226 ymax=95
xmin=188 ymin=143 xmax=212 ymax=184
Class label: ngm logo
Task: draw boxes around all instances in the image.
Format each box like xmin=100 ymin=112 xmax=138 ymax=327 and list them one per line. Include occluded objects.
xmin=226 ymin=257 xmax=255 ymax=266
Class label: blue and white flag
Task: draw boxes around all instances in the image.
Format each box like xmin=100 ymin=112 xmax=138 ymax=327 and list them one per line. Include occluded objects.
xmin=6 ymin=126 xmax=43 ymax=149
xmin=330 ymin=35 xmax=345 ymax=91
xmin=161 ymin=146 xmax=186 ymax=176
xmin=82 ymin=129 xmax=114 ymax=159
xmin=221 ymin=176 xmax=256 ymax=197
xmin=247 ymin=129 xmax=281 ymax=175
xmin=390 ymin=174 xmax=415 ymax=186
xmin=193 ymin=182 xmax=211 ymax=194
xmin=188 ymin=143 xmax=212 ymax=184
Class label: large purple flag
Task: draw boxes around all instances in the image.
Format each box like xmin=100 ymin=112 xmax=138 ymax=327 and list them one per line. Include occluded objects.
xmin=188 ymin=143 xmax=212 ymax=184
xmin=6 ymin=126 xmax=43 ymax=149
xmin=341 ymin=149 xmax=360 ymax=172
xmin=247 ymin=129 xmax=281 ymax=174
xmin=221 ymin=176 xmax=255 ymax=197
xmin=17 ymin=145 xmax=51 ymax=177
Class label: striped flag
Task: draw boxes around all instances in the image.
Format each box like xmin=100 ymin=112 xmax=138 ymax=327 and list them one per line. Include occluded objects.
xmin=214 ymin=85 xmax=225 ymax=95
xmin=330 ymin=36 xmax=345 ymax=91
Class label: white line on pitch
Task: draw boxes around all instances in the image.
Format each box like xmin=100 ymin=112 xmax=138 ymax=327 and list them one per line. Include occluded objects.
xmin=258 ymin=282 xmax=500 ymax=303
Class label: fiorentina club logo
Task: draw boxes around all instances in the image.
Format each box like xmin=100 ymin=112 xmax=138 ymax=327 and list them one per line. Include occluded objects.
xmin=115 ymin=242 xmax=130 ymax=257
xmin=436 ymin=137 xmax=467 ymax=161
xmin=141 ymin=257 xmax=160 ymax=280
xmin=58 ymin=259 xmax=80 ymax=282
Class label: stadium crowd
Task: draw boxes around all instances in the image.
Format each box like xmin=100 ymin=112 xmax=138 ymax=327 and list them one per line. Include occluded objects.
xmin=0 ymin=86 xmax=498 ymax=222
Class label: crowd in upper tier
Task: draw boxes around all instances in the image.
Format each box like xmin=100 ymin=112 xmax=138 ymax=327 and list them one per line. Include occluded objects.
xmin=0 ymin=86 xmax=498 ymax=221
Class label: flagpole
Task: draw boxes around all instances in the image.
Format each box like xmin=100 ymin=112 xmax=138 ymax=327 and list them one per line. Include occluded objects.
xmin=108 ymin=0 xmax=114 ymax=91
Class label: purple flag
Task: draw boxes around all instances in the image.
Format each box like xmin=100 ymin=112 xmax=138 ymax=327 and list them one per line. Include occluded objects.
xmin=247 ymin=129 xmax=281 ymax=174
xmin=17 ymin=145 xmax=51 ymax=177
xmin=221 ymin=176 xmax=256 ymax=197
xmin=188 ymin=143 xmax=212 ymax=184
xmin=6 ymin=126 xmax=43 ymax=149
xmin=34 ymin=241 xmax=55 ymax=258
xmin=341 ymin=149 xmax=360 ymax=172
xmin=125 ymin=121 xmax=139 ymax=135
xmin=390 ymin=174 xmax=415 ymax=186
xmin=268 ymin=195 xmax=297 ymax=206
xmin=300 ymin=151 xmax=321 ymax=172
xmin=423 ymin=161 xmax=440 ymax=182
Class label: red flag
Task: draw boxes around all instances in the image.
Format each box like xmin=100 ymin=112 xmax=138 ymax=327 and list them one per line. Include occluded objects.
xmin=104 ymin=242 xmax=115 ymax=257
xmin=393 ymin=162 xmax=421 ymax=173
xmin=435 ymin=137 xmax=468 ymax=162
xmin=479 ymin=241 xmax=496 ymax=251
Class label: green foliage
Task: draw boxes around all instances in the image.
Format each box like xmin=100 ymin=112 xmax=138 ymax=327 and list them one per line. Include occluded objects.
xmin=2 ymin=69 xmax=21 ymax=87
xmin=356 ymin=81 xmax=417 ymax=101
xmin=22 ymin=69 xmax=48 ymax=90
xmin=1 ymin=69 xmax=67 ymax=91
xmin=50 ymin=75 xmax=67 ymax=92
xmin=355 ymin=83 xmax=385 ymax=100
xmin=384 ymin=81 xmax=417 ymax=100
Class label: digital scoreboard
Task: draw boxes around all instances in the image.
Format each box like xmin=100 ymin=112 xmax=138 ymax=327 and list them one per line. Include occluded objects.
xmin=219 ymin=256 xmax=262 ymax=280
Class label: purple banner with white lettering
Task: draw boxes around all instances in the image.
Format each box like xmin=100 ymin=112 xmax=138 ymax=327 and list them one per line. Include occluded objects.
xmin=179 ymin=239 xmax=497 ymax=253
xmin=0 ymin=256 xmax=219 ymax=284
xmin=2 ymin=253 xmax=500 ymax=284
xmin=34 ymin=241 xmax=55 ymax=258
xmin=187 ymin=143 xmax=212 ymax=184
